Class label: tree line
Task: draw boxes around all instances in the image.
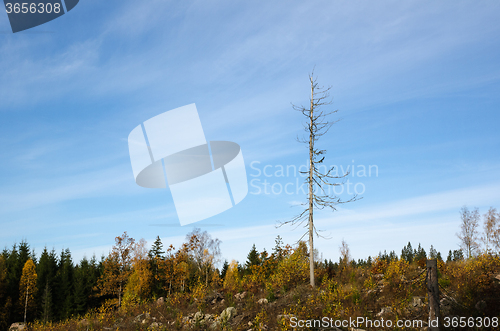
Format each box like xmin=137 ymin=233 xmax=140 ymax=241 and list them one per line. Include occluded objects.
xmin=0 ymin=206 xmax=498 ymax=330
xmin=0 ymin=228 xmax=222 ymax=330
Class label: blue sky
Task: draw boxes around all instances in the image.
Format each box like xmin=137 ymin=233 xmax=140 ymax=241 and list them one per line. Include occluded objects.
xmin=1 ymin=0 xmax=500 ymax=265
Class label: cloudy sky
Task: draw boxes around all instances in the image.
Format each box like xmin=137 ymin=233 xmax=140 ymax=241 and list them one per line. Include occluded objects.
xmin=1 ymin=0 xmax=499 ymax=265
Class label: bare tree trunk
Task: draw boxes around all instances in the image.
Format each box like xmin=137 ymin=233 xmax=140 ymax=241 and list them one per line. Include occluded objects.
xmin=24 ymin=285 xmax=29 ymax=324
xmin=308 ymin=78 xmax=315 ymax=288
xmin=118 ymin=282 xmax=122 ymax=307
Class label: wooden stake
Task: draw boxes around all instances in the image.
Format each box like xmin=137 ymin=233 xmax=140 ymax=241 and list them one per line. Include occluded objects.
xmin=427 ymin=259 xmax=440 ymax=330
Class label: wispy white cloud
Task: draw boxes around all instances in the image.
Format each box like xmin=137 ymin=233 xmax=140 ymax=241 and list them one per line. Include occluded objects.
xmin=0 ymin=165 xmax=132 ymax=213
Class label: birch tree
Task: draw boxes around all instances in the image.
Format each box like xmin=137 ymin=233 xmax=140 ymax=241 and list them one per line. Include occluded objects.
xmin=481 ymin=207 xmax=499 ymax=253
xmin=19 ymin=259 xmax=37 ymax=324
xmin=96 ymin=232 xmax=135 ymax=307
xmin=185 ymin=228 xmax=221 ymax=287
xmin=456 ymin=206 xmax=480 ymax=259
xmin=280 ymin=72 xmax=358 ymax=287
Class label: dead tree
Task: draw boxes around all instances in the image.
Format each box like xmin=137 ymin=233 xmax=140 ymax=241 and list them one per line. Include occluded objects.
xmin=279 ymin=72 xmax=358 ymax=287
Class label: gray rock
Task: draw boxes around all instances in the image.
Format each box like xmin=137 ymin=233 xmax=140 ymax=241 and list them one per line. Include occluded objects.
xmin=376 ymin=306 xmax=392 ymax=317
xmin=411 ymin=296 xmax=424 ymax=308
xmin=219 ymin=306 xmax=237 ymax=324
xmin=8 ymin=323 xmax=25 ymax=331
xmin=193 ymin=311 xmax=205 ymax=324
xmin=207 ymin=292 xmax=224 ymax=304
xmin=150 ymin=321 xmax=163 ymax=328
xmin=134 ymin=312 xmax=151 ymax=324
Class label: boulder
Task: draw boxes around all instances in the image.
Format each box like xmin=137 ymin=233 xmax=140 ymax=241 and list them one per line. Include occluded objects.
xmin=219 ymin=307 xmax=237 ymax=324
xmin=8 ymin=323 xmax=25 ymax=331
xmin=257 ymin=298 xmax=268 ymax=305
xmin=193 ymin=311 xmax=205 ymax=324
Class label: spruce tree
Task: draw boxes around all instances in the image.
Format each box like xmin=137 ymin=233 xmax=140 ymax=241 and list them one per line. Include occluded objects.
xmin=149 ymin=236 xmax=165 ymax=259
xmin=36 ymin=247 xmax=57 ymax=320
xmin=55 ymin=248 xmax=74 ymax=320
xmin=149 ymin=236 xmax=164 ymax=297
xmin=429 ymin=245 xmax=438 ymax=259
xmin=0 ymin=254 xmax=9 ymax=330
xmin=40 ymin=282 xmax=53 ymax=323
xmin=245 ymin=244 xmax=261 ymax=271
xmin=273 ymin=236 xmax=284 ymax=261
xmin=401 ymin=242 xmax=414 ymax=263
xmin=414 ymin=243 xmax=427 ymax=262
xmin=220 ymin=260 xmax=229 ymax=280
xmin=446 ymin=250 xmax=453 ymax=263
xmin=73 ymin=257 xmax=93 ymax=315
